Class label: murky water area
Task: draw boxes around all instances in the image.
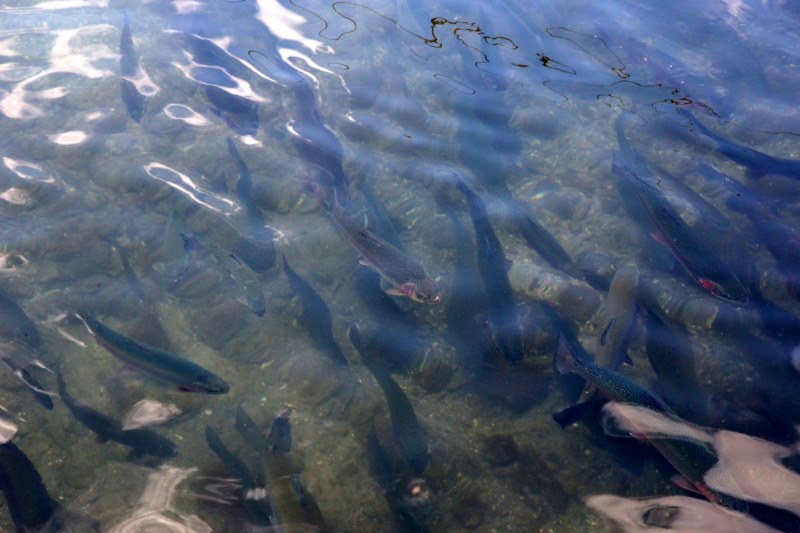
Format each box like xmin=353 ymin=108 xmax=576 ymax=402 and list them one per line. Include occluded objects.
xmin=0 ymin=0 xmax=799 ymax=531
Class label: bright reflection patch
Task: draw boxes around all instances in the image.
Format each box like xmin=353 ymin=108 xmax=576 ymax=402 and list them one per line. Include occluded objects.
xmin=163 ymin=103 xmax=211 ymax=126
xmin=49 ymin=130 xmax=87 ymax=145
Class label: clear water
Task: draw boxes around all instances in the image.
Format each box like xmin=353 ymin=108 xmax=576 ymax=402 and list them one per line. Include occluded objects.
xmin=0 ymin=0 xmax=799 ymax=531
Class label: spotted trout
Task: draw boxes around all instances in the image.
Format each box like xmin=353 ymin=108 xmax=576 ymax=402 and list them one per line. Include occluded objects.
xmin=79 ymin=312 xmax=229 ymax=394
xmin=553 ymin=335 xmax=747 ymax=513
xmin=327 ymin=198 xmax=440 ymax=304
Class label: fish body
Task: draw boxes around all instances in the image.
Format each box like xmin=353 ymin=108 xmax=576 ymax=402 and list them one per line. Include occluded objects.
xmin=455 ymin=178 xmax=525 ymax=363
xmin=79 ymin=312 xmax=229 ymax=394
xmin=181 ymin=233 xmax=266 ymax=316
xmin=349 ymin=324 xmax=429 ymax=475
xmin=594 ymin=264 xmax=640 ymax=372
xmin=678 ymin=109 xmax=800 ymax=181
xmin=204 ymin=425 xmax=272 ymax=526
xmin=614 ymin=155 xmax=748 ymax=304
xmin=227 ymin=137 xmax=276 ymax=273
xmin=329 ymin=202 xmax=440 ymax=304
xmin=57 ymin=373 xmax=178 ymax=459
xmin=553 ymin=336 xmax=745 ymax=512
xmin=262 ymin=410 xmax=331 ymax=532
xmin=282 ymin=256 xmax=347 ymax=366
xmin=0 ymin=441 xmax=57 ymax=531
xmin=184 ymin=34 xmax=259 ymax=136
xmin=0 ymin=290 xmax=40 ymax=350
xmin=120 ymin=12 xmax=147 ymax=122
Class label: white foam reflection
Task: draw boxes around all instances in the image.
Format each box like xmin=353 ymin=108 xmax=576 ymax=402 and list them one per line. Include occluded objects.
xmin=3 ymin=157 xmax=55 ymax=183
xmin=163 ymin=103 xmax=211 ymax=126
xmin=122 ymin=399 xmax=181 ymax=430
xmin=0 ymin=0 xmax=107 ymax=13
xmin=49 ymin=130 xmax=87 ymax=145
xmin=109 ymin=465 xmax=211 ymax=533
xmin=255 ymin=0 xmax=330 ymax=54
xmin=603 ymin=402 xmax=800 ymax=515
xmin=143 ymin=162 xmax=239 ymax=215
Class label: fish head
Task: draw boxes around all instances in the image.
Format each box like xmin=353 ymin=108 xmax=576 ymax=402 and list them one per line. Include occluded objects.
xmin=181 ymin=373 xmax=230 ymax=394
xmin=407 ymin=278 xmax=441 ymax=304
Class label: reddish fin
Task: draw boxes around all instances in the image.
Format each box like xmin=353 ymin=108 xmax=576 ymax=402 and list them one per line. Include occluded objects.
xmin=650 ymin=230 xmax=670 ymax=247
xmin=384 ymin=287 xmax=408 ymax=297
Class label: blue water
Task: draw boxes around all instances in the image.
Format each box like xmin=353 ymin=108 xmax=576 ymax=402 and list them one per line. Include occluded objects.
xmin=0 ymin=0 xmax=799 ymax=531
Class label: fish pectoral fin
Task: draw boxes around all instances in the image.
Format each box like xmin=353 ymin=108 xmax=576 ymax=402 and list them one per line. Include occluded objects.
xmin=624 ymin=354 xmax=635 ymax=366
xmin=384 ymin=287 xmax=409 ymax=297
xmin=670 ymin=475 xmax=702 ymax=495
xmin=127 ymin=448 xmax=145 ymax=460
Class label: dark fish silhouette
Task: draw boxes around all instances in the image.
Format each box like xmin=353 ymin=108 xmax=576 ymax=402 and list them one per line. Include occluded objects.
xmin=282 ymin=256 xmax=347 ymax=366
xmin=349 ymin=324 xmax=429 ymax=475
xmin=0 ymin=441 xmax=58 ymax=531
xmin=120 ymin=12 xmax=147 ymax=122
xmin=57 ymin=372 xmax=178 ymax=459
xmin=455 ymin=177 xmax=525 ymax=363
xmin=678 ymin=108 xmax=800 ymax=181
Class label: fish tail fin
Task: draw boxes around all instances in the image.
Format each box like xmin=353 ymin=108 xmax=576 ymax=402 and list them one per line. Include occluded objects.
xmin=553 ymin=334 xmax=578 ymax=375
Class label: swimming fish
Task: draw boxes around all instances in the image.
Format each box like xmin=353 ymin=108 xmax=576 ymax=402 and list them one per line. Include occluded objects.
xmin=181 ymin=233 xmax=266 ymax=317
xmin=78 ymin=312 xmax=230 ymax=394
xmin=613 ymin=153 xmax=748 ymax=304
xmin=57 ymin=372 xmax=178 ymax=459
xmin=0 ymin=441 xmax=59 ymax=531
xmin=553 ymin=264 xmax=639 ymax=426
xmin=553 ymin=335 xmax=747 ymax=513
xmin=282 ymin=255 xmax=348 ymax=366
xmin=326 ymin=197 xmax=440 ymax=304
xmin=261 ymin=409 xmax=331 ymax=532
xmin=677 ymin=108 xmax=800 ymax=181
xmin=349 ymin=324 xmax=429 ymax=475
xmin=226 ymin=137 xmax=277 ymax=273
xmin=455 ymin=176 xmax=526 ymax=363
xmin=120 ymin=12 xmax=147 ymax=122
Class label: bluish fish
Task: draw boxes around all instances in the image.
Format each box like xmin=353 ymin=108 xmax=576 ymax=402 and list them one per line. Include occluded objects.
xmin=282 ymin=255 xmax=348 ymax=366
xmin=183 ymin=34 xmax=259 ymax=136
xmin=324 ymin=196 xmax=440 ymax=304
xmin=677 ymin=108 xmax=800 ymax=181
xmin=57 ymin=372 xmax=178 ymax=459
xmin=455 ymin=177 xmax=526 ymax=363
xmin=226 ymin=137 xmax=276 ymax=273
xmin=120 ymin=12 xmax=147 ymax=122
xmin=553 ymin=335 xmax=747 ymax=513
xmin=0 ymin=289 xmax=41 ymax=350
xmin=79 ymin=312 xmax=230 ymax=394
xmin=181 ymin=233 xmax=266 ymax=317
xmin=349 ymin=324 xmax=429 ymax=475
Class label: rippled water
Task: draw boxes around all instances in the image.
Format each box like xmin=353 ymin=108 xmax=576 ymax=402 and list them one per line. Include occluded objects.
xmin=0 ymin=0 xmax=799 ymax=531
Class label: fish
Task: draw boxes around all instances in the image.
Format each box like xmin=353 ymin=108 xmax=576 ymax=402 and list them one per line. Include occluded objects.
xmin=677 ymin=108 xmax=800 ymax=181
xmin=553 ymin=264 xmax=639 ymax=426
xmin=204 ymin=425 xmax=272 ymax=527
xmin=234 ymin=404 xmax=269 ymax=453
xmin=282 ymin=255 xmax=348 ymax=366
xmin=455 ymin=177 xmax=526 ymax=363
xmin=78 ymin=311 xmax=230 ymax=394
xmin=0 ymin=441 xmax=59 ymax=531
xmin=262 ymin=409 xmax=331 ymax=532
xmin=349 ymin=324 xmax=429 ymax=475
xmin=612 ymin=152 xmax=748 ymax=304
xmin=181 ymin=233 xmax=266 ymax=317
xmin=226 ymin=137 xmax=276 ymax=273
xmin=57 ymin=372 xmax=178 ymax=459
xmin=366 ymin=423 xmax=430 ymax=533
xmin=183 ymin=33 xmax=259 ymax=136
xmin=154 ymin=201 xmax=196 ymax=291
xmin=120 ymin=12 xmax=147 ymax=122
xmin=593 ymin=264 xmax=640 ymax=372
xmin=0 ymin=289 xmax=41 ymax=350
xmin=553 ymin=335 xmax=747 ymax=513
xmin=325 ymin=197 xmax=440 ymax=304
